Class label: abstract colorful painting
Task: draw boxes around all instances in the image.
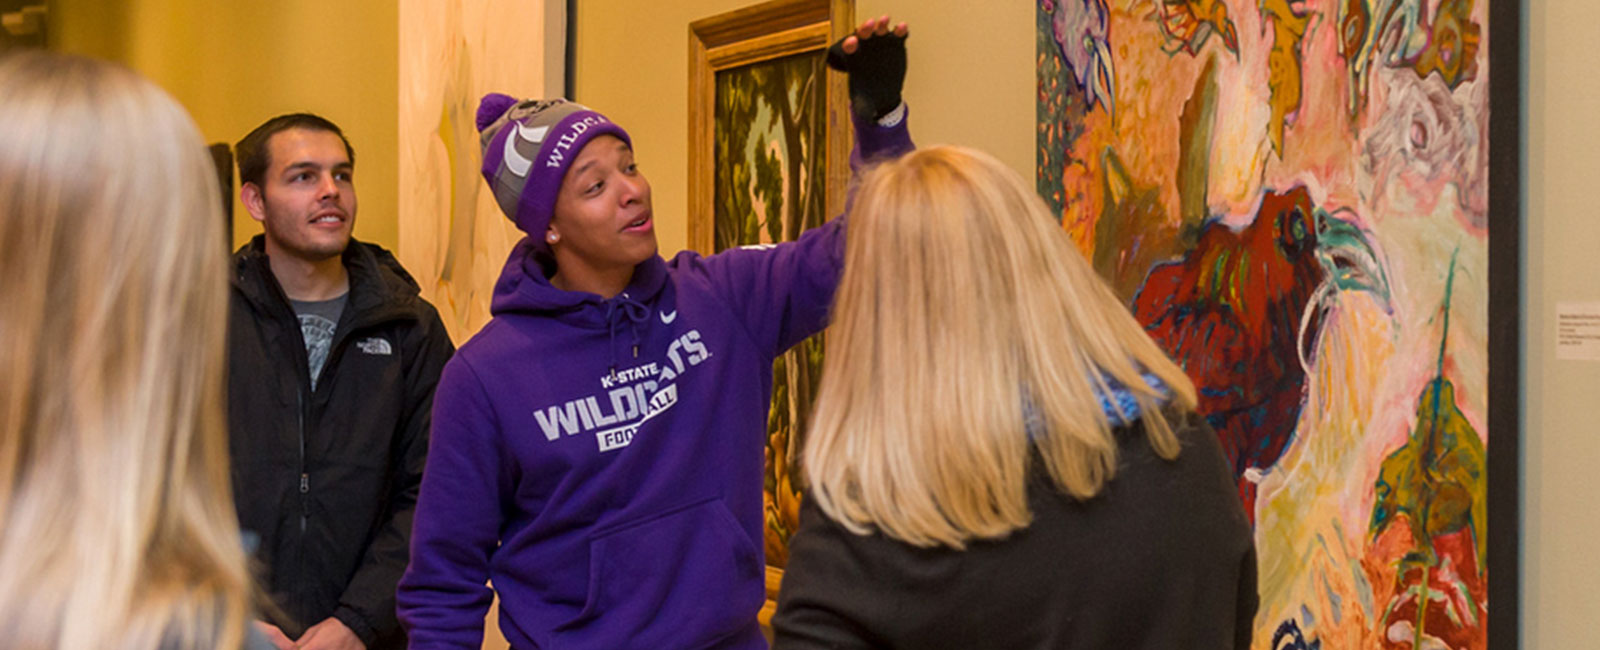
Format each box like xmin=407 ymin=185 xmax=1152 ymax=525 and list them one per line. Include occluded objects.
xmin=1036 ymin=0 xmax=1516 ymax=647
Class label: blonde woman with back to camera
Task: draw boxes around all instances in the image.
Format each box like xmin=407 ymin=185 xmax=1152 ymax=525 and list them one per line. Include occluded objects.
xmin=0 ymin=51 xmax=270 ymax=650
xmin=772 ymin=146 xmax=1259 ymax=649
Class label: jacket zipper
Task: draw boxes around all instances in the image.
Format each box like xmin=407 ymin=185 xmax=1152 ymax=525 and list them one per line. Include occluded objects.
xmin=293 ymin=308 xmax=383 ymax=536
xmin=298 ymin=391 xmax=308 ymax=534
xmin=253 ymin=255 xmax=412 ymax=541
xmin=242 ymin=249 xmax=414 ymax=558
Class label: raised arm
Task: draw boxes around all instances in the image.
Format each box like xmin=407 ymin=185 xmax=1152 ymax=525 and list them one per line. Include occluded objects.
xmin=689 ymin=16 xmax=915 ymax=356
xmin=837 ymin=15 xmax=915 ymax=172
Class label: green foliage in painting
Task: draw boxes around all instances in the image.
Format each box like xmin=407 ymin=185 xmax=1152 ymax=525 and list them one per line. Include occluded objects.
xmin=712 ymin=51 xmax=828 ymax=567
xmin=1036 ymin=4 xmax=1074 ymax=221
xmin=714 ymin=52 xmax=828 ymax=251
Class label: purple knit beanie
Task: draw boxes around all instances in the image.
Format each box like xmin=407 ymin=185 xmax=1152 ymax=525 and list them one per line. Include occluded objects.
xmin=476 ymin=94 xmax=632 ymax=250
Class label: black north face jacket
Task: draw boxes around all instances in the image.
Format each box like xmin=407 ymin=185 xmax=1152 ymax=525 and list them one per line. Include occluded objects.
xmin=228 ymin=236 xmax=454 ymax=649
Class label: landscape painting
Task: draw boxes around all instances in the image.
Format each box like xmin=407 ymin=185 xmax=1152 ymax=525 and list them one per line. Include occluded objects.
xmin=712 ymin=49 xmax=830 ymax=570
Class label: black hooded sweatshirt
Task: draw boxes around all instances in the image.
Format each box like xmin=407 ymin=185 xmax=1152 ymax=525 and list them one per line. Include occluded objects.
xmin=228 ymin=236 xmax=454 ymax=649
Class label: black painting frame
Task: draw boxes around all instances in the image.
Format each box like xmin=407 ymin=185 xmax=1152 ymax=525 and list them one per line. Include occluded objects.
xmin=1486 ymin=0 xmax=1523 ymax=647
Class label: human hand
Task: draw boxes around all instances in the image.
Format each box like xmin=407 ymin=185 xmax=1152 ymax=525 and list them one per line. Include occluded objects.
xmin=826 ymin=15 xmax=910 ymax=122
xmin=253 ymin=621 xmax=296 ymax=650
xmin=295 ymin=617 xmax=366 ymax=650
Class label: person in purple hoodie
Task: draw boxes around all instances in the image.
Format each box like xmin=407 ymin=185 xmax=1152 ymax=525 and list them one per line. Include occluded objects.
xmin=398 ymin=17 xmax=914 ymax=649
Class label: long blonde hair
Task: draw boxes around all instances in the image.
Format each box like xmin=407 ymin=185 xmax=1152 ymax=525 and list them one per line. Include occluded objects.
xmin=804 ymin=145 xmax=1199 ymax=549
xmin=0 ymin=52 xmax=252 ymax=649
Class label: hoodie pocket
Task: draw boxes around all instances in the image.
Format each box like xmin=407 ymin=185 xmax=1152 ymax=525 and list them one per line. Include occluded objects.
xmin=559 ymin=498 xmax=763 ymax=648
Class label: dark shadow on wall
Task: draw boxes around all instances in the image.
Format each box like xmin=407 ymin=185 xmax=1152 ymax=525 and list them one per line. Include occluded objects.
xmin=209 ymin=143 xmax=234 ymax=244
xmin=1 ymin=1 xmax=48 ymax=53
xmin=43 ymin=0 xmax=131 ymax=62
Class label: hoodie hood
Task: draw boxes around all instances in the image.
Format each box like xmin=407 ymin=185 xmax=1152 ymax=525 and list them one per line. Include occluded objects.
xmin=488 ymin=236 xmax=669 ymax=327
xmin=487 ymin=236 xmax=672 ymax=378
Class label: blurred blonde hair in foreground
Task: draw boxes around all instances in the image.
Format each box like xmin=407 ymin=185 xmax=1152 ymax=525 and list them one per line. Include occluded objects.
xmin=0 ymin=51 xmax=252 ymax=649
xmin=805 ymin=145 xmax=1200 ymax=549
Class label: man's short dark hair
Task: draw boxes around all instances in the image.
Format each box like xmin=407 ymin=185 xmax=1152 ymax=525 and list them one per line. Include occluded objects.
xmin=235 ymin=113 xmax=355 ymax=188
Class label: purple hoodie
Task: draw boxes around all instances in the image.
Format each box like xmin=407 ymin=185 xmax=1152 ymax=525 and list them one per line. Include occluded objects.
xmin=399 ymin=111 xmax=913 ymax=649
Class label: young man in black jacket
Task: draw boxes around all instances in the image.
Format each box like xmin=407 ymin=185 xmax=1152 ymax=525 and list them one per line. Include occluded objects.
xmin=228 ymin=113 xmax=454 ymax=650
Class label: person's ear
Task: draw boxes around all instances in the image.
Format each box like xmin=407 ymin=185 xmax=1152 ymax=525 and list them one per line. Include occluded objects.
xmin=241 ymin=183 xmax=267 ymax=223
xmin=545 ymin=223 xmax=561 ymax=245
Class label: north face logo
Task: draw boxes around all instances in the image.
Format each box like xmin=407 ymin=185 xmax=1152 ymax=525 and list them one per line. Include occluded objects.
xmin=356 ymin=337 xmax=392 ymax=355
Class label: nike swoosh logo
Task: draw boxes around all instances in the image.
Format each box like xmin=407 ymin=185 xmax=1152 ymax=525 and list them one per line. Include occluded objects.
xmin=660 ymin=310 xmax=678 ymax=324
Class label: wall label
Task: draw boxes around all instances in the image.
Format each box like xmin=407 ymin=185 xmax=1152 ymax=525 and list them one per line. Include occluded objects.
xmin=1556 ymin=302 xmax=1600 ymax=361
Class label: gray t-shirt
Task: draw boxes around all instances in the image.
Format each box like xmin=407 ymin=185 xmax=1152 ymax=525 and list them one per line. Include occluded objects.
xmin=291 ymin=293 xmax=347 ymax=391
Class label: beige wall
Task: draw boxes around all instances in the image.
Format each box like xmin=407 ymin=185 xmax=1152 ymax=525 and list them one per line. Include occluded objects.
xmin=397 ymin=0 xmax=560 ymax=345
xmin=1524 ymin=0 xmax=1600 ymax=647
xmin=575 ymin=0 xmax=1032 ymax=257
xmin=50 ymin=0 xmax=400 ymax=252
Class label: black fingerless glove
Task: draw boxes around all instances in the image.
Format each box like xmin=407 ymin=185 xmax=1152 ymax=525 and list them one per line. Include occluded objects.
xmin=826 ymin=30 xmax=907 ymax=122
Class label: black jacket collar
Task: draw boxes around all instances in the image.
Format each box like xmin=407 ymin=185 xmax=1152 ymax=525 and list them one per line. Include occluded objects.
xmin=231 ymin=235 xmax=421 ymax=327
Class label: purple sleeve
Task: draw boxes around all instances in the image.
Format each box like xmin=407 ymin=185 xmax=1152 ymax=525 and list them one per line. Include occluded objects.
xmin=849 ymin=103 xmax=915 ymax=176
xmin=397 ymin=357 xmax=509 ymax=649
xmin=696 ymin=106 xmax=915 ymax=356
